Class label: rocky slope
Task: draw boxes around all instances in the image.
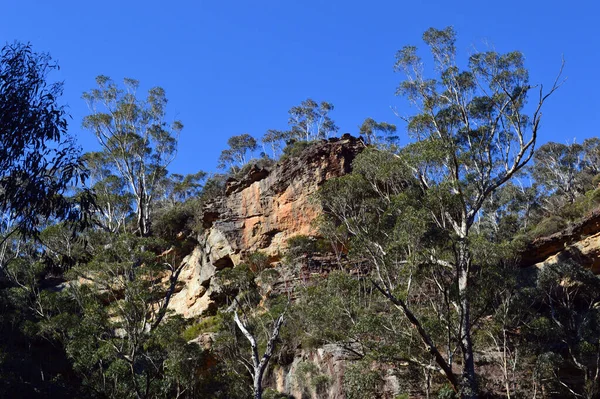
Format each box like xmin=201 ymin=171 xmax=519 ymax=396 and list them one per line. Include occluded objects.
xmin=168 ymin=135 xmax=364 ymax=319
xmin=165 ymin=134 xmax=600 ymax=398
xmin=520 ymin=210 xmax=600 ymax=272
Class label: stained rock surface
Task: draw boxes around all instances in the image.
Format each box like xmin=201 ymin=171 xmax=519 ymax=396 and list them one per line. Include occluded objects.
xmin=521 ymin=210 xmax=600 ymax=273
xmin=168 ymin=135 xmax=365 ymax=318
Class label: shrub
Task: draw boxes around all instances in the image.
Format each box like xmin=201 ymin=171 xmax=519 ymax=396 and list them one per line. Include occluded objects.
xmin=280 ymin=140 xmax=318 ymax=161
xmin=529 ymin=215 xmax=567 ymax=238
xmin=437 ymin=385 xmax=457 ymax=399
xmin=343 ymin=361 xmax=382 ymax=399
xmin=285 ymin=235 xmax=318 ymax=261
xmin=182 ymin=315 xmax=223 ymax=341
xmin=295 ymin=361 xmax=330 ymax=396
xmin=152 ymin=201 xmax=198 ymax=240
xmin=262 ymin=388 xmax=293 ymax=399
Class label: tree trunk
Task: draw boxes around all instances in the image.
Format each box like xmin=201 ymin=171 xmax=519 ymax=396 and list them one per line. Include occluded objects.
xmin=234 ymin=312 xmax=285 ymax=399
xmin=372 ymin=281 xmax=460 ymax=392
xmin=136 ymin=193 xmax=150 ymax=237
xmin=457 ymin=238 xmax=478 ymax=398
xmin=253 ymin=372 xmax=263 ymax=399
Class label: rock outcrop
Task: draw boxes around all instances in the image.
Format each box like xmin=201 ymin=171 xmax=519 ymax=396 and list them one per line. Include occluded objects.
xmin=168 ymin=135 xmax=365 ymax=318
xmin=520 ymin=210 xmax=600 ymax=272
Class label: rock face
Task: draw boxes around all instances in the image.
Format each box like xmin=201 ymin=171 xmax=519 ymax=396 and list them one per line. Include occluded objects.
xmin=520 ymin=210 xmax=600 ymax=272
xmin=270 ymin=344 xmax=362 ymax=399
xmin=168 ymin=135 xmax=365 ymax=318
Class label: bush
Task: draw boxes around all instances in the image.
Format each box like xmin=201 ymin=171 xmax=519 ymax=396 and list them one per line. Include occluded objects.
xmin=246 ymin=251 xmax=271 ymax=273
xmin=182 ymin=315 xmax=223 ymax=341
xmin=262 ymin=388 xmax=293 ymax=399
xmin=437 ymin=385 xmax=457 ymax=399
xmin=295 ymin=361 xmax=330 ymax=396
xmin=280 ymin=140 xmax=318 ymax=161
xmin=343 ymin=361 xmax=382 ymax=399
xmin=152 ymin=201 xmax=199 ymax=240
xmin=285 ymin=235 xmax=318 ymax=261
xmin=200 ymin=174 xmax=227 ymax=202
xmin=529 ymin=215 xmax=567 ymax=238
xmin=234 ymin=157 xmax=275 ymax=178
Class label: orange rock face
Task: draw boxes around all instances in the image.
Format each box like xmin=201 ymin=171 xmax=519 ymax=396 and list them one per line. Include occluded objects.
xmin=214 ymin=135 xmax=363 ymax=259
xmin=522 ymin=210 xmax=600 ymax=273
xmin=168 ymin=135 xmax=365 ymax=318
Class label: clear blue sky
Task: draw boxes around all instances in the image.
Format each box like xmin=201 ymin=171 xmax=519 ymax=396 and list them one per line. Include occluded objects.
xmin=2 ymin=1 xmax=598 ymax=175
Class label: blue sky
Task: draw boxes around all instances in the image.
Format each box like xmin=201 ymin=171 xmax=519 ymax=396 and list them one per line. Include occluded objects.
xmin=2 ymin=1 xmax=598 ymax=176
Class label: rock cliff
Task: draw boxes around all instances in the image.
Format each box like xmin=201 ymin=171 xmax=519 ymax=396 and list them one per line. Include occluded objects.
xmin=520 ymin=210 xmax=600 ymax=272
xmin=168 ymin=134 xmax=364 ymax=318
xmin=165 ymin=133 xmax=600 ymax=398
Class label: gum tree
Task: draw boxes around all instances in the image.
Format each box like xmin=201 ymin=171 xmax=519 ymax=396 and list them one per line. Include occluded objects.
xmin=391 ymin=26 xmax=562 ymax=397
xmin=319 ymin=27 xmax=562 ymax=398
xmin=83 ymin=76 xmax=181 ymax=236
xmin=0 ymin=42 xmax=88 ymax=238
xmin=218 ymin=133 xmax=257 ymax=171
xmin=288 ymin=99 xmax=338 ymax=142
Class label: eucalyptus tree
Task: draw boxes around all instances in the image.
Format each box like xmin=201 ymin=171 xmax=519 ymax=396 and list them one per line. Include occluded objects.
xmin=218 ymin=133 xmax=257 ymax=171
xmin=319 ymin=26 xmax=562 ymax=397
xmin=233 ymin=310 xmax=285 ymax=399
xmin=389 ymin=26 xmax=562 ymax=397
xmin=63 ymin=232 xmax=207 ymax=399
xmin=532 ymin=142 xmax=586 ymax=206
xmin=82 ymin=151 xmax=133 ymax=234
xmin=288 ymin=98 xmax=338 ymax=141
xmin=0 ymin=42 xmax=88 ymax=239
xmin=530 ymin=261 xmax=600 ymax=399
xmin=582 ymin=138 xmax=600 ymax=175
xmin=211 ymin=262 xmax=287 ymax=399
xmin=83 ymin=76 xmax=181 ymax=236
xmin=260 ymin=99 xmax=338 ymax=160
xmin=358 ymin=117 xmax=398 ymax=146
xmin=261 ymin=129 xmax=287 ymax=159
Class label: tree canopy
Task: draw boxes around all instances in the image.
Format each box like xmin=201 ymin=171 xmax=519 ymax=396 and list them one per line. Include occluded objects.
xmin=0 ymin=42 xmax=88 ymax=238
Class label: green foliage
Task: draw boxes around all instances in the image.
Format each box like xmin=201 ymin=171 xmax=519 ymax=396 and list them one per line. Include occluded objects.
xmin=40 ymin=231 xmax=225 ymax=398
xmin=529 ymin=214 xmax=567 ymax=238
xmin=262 ymin=129 xmax=287 ymax=159
xmin=437 ymin=385 xmax=458 ymax=399
xmin=288 ymin=98 xmax=338 ymax=141
xmin=359 ymin=117 xmax=398 ymax=146
xmin=285 ymin=235 xmax=318 ymax=261
xmin=200 ymin=174 xmax=227 ymax=202
xmin=316 ymin=25 xmax=562 ymax=396
xmin=152 ymin=199 xmax=200 ymax=239
xmin=83 ymin=76 xmax=182 ymax=236
xmin=245 ymin=251 xmax=271 ymax=273
xmin=262 ymin=388 xmax=293 ymax=399
xmin=218 ymin=133 xmax=258 ymax=171
xmin=183 ymin=315 xmax=224 ymax=341
xmin=532 ymin=142 xmax=588 ymax=204
xmin=294 ymin=361 xmax=330 ymax=396
xmin=262 ymin=98 xmax=337 ymax=160
xmin=521 ymin=261 xmax=600 ymax=398
xmin=280 ymin=140 xmax=317 ymax=161
xmin=343 ymin=361 xmax=382 ymax=399
xmin=0 ymin=26 xmax=591 ymax=399
xmin=0 ymin=42 xmax=89 ymax=236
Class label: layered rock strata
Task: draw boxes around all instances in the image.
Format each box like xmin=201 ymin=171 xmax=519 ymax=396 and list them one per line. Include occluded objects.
xmin=521 ymin=210 xmax=600 ymax=273
xmin=168 ymin=135 xmax=364 ymax=318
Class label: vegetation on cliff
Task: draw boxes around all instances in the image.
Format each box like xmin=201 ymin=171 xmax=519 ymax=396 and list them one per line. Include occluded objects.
xmin=2 ymin=26 xmax=600 ymax=399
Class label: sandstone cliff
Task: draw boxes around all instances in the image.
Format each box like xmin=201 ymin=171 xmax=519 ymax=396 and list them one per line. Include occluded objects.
xmin=165 ymin=134 xmax=600 ymax=399
xmin=520 ymin=210 xmax=600 ymax=272
xmin=168 ymin=135 xmax=364 ymax=319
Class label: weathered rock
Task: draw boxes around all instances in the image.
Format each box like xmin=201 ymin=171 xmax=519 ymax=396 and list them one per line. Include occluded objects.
xmin=266 ymin=343 xmax=402 ymax=399
xmin=521 ymin=210 xmax=600 ymax=273
xmin=168 ymin=135 xmax=365 ymax=318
